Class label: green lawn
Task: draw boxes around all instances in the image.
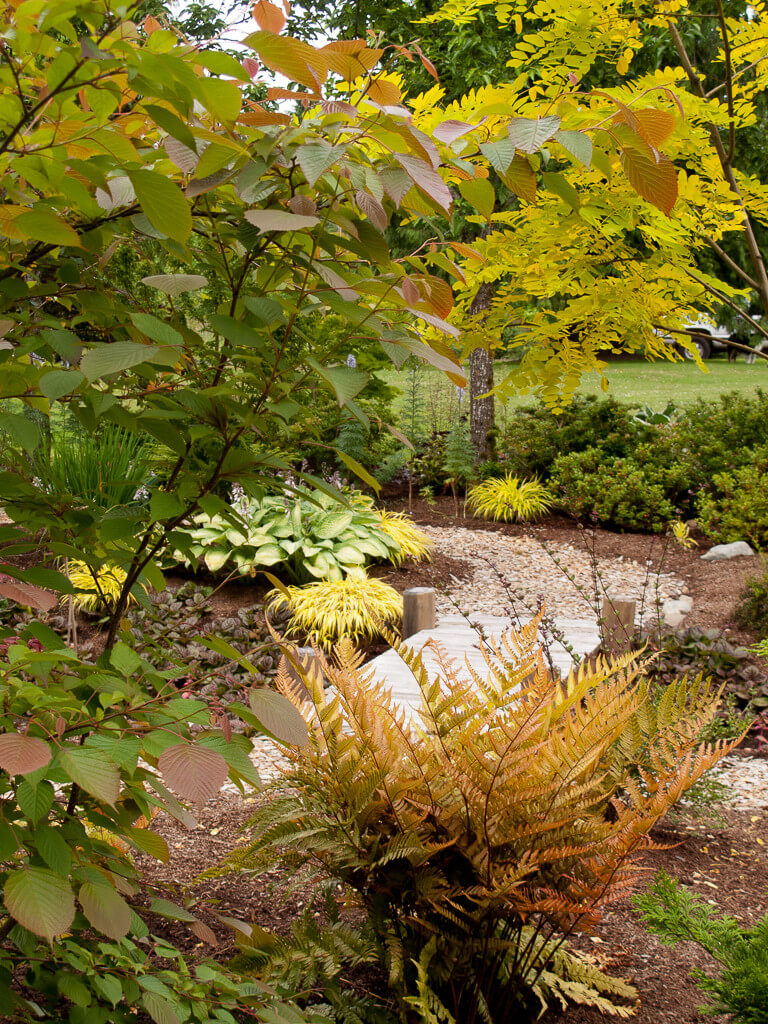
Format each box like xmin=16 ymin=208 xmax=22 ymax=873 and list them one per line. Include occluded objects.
xmin=383 ymin=354 xmax=768 ymax=434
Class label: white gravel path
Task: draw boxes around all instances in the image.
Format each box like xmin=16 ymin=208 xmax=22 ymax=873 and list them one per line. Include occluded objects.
xmin=421 ymin=524 xmax=684 ymax=623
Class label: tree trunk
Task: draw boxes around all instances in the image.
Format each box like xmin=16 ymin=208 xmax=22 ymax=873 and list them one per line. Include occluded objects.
xmin=468 ymin=281 xmax=496 ymax=463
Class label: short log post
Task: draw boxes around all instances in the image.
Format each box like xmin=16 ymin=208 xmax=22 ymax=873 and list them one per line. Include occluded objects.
xmin=278 ymin=645 xmax=323 ymax=703
xmin=600 ymin=596 xmax=637 ymax=656
xmin=402 ymin=587 xmax=437 ymax=639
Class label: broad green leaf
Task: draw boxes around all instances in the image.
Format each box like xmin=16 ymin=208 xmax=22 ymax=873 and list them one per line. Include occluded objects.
xmin=34 ymin=827 xmax=71 ymax=876
xmin=38 ymin=369 xmax=83 ymax=400
xmin=554 ymin=129 xmax=593 ymax=168
xmin=57 ymin=973 xmax=92 ymax=1007
xmin=307 ymin=359 xmax=367 ymax=406
xmin=0 ymin=733 xmax=51 ymax=775
xmin=150 ymin=491 xmax=184 ymax=521
xmin=58 ymin=747 xmax=120 ymax=806
xmin=244 ymin=209 xmax=320 ymax=232
xmin=458 ymin=178 xmax=495 ymax=221
xmin=296 ymin=142 xmax=344 ymax=186
xmin=506 ymin=115 xmax=561 ymax=153
xmin=17 ymin=780 xmax=54 ymax=823
xmin=80 ymin=342 xmax=159 ymax=381
xmin=142 ymin=991 xmax=182 ymax=1024
xmin=125 ymin=826 xmax=169 ymax=862
xmin=15 ymin=208 xmax=80 ymax=248
xmin=158 ymin=743 xmax=228 ymax=804
xmin=314 ymin=512 xmax=353 ymax=539
xmin=478 ymin=138 xmax=517 ymax=176
xmin=249 ymin=688 xmax=309 ymax=747
xmin=93 ymin=973 xmax=123 ymax=1007
xmin=0 ymin=414 xmax=39 ymax=453
xmin=4 ymin=867 xmax=75 ymax=942
xmin=127 ymin=169 xmax=192 ymax=243
xmin=542 ymin=171 xmax=580 ymax=211
xmin=79 ymin=882 xmax=132 ymax=939
xmin=129 ymin=312 xmax=184 ymax=347
xmin=149 ymin=898 xmax=197 ymax=922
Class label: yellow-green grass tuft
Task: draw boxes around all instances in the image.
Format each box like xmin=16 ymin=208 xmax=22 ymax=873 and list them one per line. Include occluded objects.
xmin=467 ymin=474 xmax=553 ymax=523
xmin=66 ymin=560 xmax=142 ymax=613
xmin=268 ymin=573 xmax=402 ymax=645
xmin=374 ymin=509 xmax=433 ymax=566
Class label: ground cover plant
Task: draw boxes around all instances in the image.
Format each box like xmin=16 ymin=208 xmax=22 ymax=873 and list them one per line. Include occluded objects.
xmin=220 ymin=622 xmax=738 ymax=1022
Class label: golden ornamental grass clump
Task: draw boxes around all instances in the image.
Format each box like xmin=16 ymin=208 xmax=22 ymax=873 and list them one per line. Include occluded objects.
xmin=225 ymin=617 xmax=741 ymax=1021
xmin=267 ymin=572 xmax=402 ymax=645
xmin=373 ymin=509 xmax=433 ymax=565
xmin=467 ymin=473 xmax=554 ymax=522
xmin=65 ymin=560 xmax=142 ymax=614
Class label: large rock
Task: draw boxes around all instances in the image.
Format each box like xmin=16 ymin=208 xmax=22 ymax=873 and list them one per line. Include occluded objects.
xmin=701 ymin=541 xmax=755 ymax=561
xmin=662 ymin=596 xmax=693 ymax=628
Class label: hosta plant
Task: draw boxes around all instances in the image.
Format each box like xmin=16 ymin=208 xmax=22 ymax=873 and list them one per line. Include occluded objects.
xmin=267 ymin=573 xmax=402 ymax=645
xmin=175 ymin=491 xmax=402 ymax=582
xmin=221 ymin=620 xmax=738 ymax=1022
xmin=467 ymin=474 xmax=554 ymax=523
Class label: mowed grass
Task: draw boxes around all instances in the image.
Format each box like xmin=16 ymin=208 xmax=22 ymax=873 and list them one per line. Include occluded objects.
xmin=383 ymin=354 xmax=768 ymax=432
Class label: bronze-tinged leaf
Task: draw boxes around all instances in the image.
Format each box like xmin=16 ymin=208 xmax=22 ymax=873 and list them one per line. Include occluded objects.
xmin=621 ymin=149 xmax=678 ymax=216
xmin=422 ymin=275 xmax=453 ymax=320
xmin=78 ymin=882 xmax=132 ymax=939
xmin=158 ymin=743 xmax=228 ymax=804
xmin=244 ymin=31 xmax=326 ymax=91
xmin=251 ymin=0 xmax=286 ymax=32
xmin=190 ymin=918 xmax=219 ymax=945
xmin=239 ymin=107 xmax=291 ymax=127
xmin=243 ymin=57 xmax=260 ymax=78
xmin=633 ymin=108 xmax=677 ymax=149
xmin=143 ymin=15 xmax=162 ymax=34
xmin=0 ymin=579 xmax=57 ymax=612
xmin=266 ymin=86 xmax=319 ymax=102
xmin=367 ymin=78 xmax=403 ymax=107
xmin=433 ymin=119 xmax=476 ymax=145
xmin=393 ymin=154 xmax=452 ymax=212
xmin=245 ymin=209 xmax=320 ymax=232
xmin=4 ymin=868 xmax=74 ymax=942
xmin=289 ymin=195 xmax=318 ymax=216
xmin=401 ymin=277 xmax=421 ymax=306
xmin=0 ymin=734 xmax=51 ymax=776
xmin=355 ymin=190 xmax=387 ymax=231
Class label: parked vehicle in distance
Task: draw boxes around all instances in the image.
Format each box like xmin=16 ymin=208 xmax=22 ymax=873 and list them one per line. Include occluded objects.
xmin=660 ymin=314 xmax=766 ymax=361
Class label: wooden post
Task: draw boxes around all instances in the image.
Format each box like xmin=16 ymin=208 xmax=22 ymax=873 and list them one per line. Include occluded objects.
xmin=278 ymin=645 xmax=323 ymax=702
xmin=600 ymin=596 xmax=636 ymax=656
xmin=402 ymin=587 xmax=437 ymax=638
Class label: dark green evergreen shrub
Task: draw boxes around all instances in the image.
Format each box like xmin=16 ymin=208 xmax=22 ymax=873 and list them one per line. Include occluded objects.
xmin=635 ymin=871 xmax=768 ymax=1024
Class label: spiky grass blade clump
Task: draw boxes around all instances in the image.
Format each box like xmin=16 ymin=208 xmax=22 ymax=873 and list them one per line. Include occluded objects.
xmin=374 ymin=510 xmax=433 ymax=566
xmin=268 ymin=574 xmax=402 ymax=645
xmin=467 ymin=474 xmax=553 ymax=522
xmin=66 ymin=561 xmax=141 ymax=614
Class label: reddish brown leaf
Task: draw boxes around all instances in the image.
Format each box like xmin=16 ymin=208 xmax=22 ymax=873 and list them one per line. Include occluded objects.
xmin=289 ymin=195 xmax=318 ymax=216
xmin=143 ymin=15 xmax=162 ymax=35
xmin=0 ymin=733 xmax=52 ymax=776
xmin=621 ymin=149 xmax=678 ymax=216
xmin=252 ymin=0 xmax=286 ymax=32
xmin=243 ymin=57 xmax=260 ymax=79
xmin=0 ymin=579 xmax=57 ymax=612
xmin=402 ymin=277 xmax=421 ymax=306
xmin=158 ymin=743 xmax=228 ymax=805
xmin=367 ymin=78 xmax=402 ymax=107
xmin=190 ymin=919 xmax=219 ymax=946
xmin=266 ymin=86 xmax=320 ymax=102
xmin=393 ymin=153 xmax=452 ymax=212
xmin=633 ymin=108 xmax=677 ymax=149
xmin=355 ymin=190 xmax=387 ymax=231
xmin=422 ymin=275 xmax=453 ymax=319
xmin=415 ymin=46 xmax=439 ymax=82
xmin=433 ymin=119 xmax=476 ymax=145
